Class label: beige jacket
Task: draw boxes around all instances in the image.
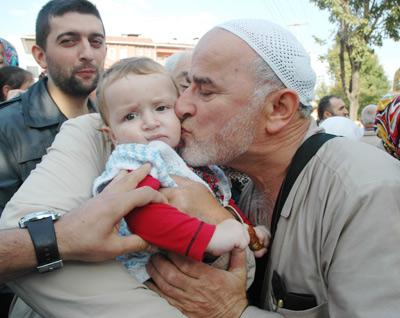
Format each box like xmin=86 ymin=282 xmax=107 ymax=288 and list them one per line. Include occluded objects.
xmin=1 ymin=113 xmax=255 ymax=317
xmin=360 ymin=129 xmax=380 ymax=147
xmin=3 ymin=114 xmax=400 ymax=317
xmin=0 ymin=114 xmax=185 ymax=318
xmin=241 ymin=126 xmax=400 ymax=317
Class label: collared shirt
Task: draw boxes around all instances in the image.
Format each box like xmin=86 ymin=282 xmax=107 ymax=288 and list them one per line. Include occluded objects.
xmin=240 ymin=120 xmax=400 ymax=317
xmin=0 ymin=78 xmax=96 ymax=214
xmin=0 ymin=114 xmax=183 ymax=318
xmin=2 ymin=115 xmax=400 ymax=317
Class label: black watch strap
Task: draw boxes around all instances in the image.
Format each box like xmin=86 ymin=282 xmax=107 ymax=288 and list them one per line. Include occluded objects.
xmin=26 ymin=216 xmax=63 ymax=273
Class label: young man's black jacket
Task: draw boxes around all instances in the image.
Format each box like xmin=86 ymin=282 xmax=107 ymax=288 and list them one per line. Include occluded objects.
xmin=0 ymin=78 xmax=95 ymax=215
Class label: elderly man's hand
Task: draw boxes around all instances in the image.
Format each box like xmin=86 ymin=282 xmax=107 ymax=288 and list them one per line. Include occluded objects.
xmin=160 ymin=176 xmax=233 ymax=224
xmin=146 ymin=249 xmax=248 ymax=318
xmin=56 ymin=164 xmax=166 ymax=262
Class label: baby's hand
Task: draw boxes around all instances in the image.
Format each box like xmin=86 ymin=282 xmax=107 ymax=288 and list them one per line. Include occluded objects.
xmin=251 ymin=225 xmax=270 ymax=258
xmin=206 ymin=219 xmax=250 ymax=256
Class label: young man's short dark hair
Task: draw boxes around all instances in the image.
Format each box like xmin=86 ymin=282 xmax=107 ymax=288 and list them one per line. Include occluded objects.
xmin=317 ymin=94 xmax=339 ymax=122
xmin=36 ymin=0 xmax=104 ymax=50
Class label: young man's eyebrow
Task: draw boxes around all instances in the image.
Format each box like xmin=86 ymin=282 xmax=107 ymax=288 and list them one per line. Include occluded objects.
xmin=56 ymin=32 xmax=104 ymax=41
xmin=89 ymin=33 xmax=105 ymax=38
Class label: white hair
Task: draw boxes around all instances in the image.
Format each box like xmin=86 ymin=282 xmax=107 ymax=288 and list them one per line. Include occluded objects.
xmin=361 ymin=104 xmax=377 ymax=126
xmin=251 ymin=56 xmax=312 ymax=118
xmin=164 ymin=50 xmax=192 ymax=73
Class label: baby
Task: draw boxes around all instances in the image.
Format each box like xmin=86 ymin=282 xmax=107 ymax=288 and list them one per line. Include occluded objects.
xmin=93 ymin=57 xmax=268 ymax=282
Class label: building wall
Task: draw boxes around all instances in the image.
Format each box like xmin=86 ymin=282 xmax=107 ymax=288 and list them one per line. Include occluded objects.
xmin=18 ymin=34 xmax=194 ymax=79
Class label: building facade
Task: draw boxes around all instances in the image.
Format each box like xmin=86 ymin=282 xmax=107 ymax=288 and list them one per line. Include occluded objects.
xmin=18 ymin=34 xmax=194 ymax=79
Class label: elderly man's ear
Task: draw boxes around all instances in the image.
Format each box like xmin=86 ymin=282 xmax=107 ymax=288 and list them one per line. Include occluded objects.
xmin=263 ymin=89 xmax=300 ymax=134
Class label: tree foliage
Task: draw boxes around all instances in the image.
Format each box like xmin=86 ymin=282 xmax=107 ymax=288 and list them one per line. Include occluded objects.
xmin=316 ymin=43 xmax=390 ymax=117
xmin=310 ymin=0 xmax=400 ymax=119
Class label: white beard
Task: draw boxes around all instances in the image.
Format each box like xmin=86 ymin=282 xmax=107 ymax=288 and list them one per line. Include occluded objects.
xmin=180 ymin=94 xmax=263 ymax=167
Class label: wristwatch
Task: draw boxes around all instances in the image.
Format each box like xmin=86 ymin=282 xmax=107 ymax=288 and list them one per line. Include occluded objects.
xmin=19 ymin=211 xmax=64 ymax=273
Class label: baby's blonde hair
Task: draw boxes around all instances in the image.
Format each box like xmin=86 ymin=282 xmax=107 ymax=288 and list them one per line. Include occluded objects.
xmin=96 ymin=57 xmax=177 ymax=125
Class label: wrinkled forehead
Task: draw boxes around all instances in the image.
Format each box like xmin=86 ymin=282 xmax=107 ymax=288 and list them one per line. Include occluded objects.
xmin=191 ymin=28 xmax=256 ymax=76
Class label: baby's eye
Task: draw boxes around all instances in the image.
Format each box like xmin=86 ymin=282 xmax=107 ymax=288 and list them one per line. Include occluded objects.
xmin=125 ymin=112 xmax=138 ymax=120
xmin=156 ymin=105 xmax=170 ymax=112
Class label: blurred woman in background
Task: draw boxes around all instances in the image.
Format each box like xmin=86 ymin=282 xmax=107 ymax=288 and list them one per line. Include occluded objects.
xmin=0 ymin=38 xmax=19 ymax=68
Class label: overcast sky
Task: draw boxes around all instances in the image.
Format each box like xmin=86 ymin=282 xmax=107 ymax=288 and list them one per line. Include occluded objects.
xmin=2 ymin=0 xmax=398 ymax=85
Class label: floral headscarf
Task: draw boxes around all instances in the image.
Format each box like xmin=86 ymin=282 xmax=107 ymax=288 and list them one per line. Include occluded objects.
xmin=0 ymin=38 xmax=19 ymax=67
xmin=375 ymin=95 xmax=400 ymax=160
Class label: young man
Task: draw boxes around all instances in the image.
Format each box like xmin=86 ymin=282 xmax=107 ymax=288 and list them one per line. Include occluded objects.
xmin=0 ymin=0 xmax=106 ymax=214
xmin=2 ymin=19 xmax=400 ymax=318
xmin=0 ymin=166 xmax=165 ymax=284
xmin=0 ymin=0 xmax=106 ymax=314
xmin=317 ymin=94 xmax=349 ymax=123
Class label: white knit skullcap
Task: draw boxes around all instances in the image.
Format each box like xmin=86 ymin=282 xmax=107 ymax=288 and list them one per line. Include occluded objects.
xmin=217 ymin=19 xmax=316 ymax=106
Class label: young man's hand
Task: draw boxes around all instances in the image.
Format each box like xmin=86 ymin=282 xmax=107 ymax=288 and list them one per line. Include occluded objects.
xmin=57 ymin=164 xmax=166 ymax=262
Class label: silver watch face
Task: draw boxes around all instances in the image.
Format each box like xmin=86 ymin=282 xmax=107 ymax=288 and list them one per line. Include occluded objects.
xmin=18 ymin=211 xmax=61 ymax=228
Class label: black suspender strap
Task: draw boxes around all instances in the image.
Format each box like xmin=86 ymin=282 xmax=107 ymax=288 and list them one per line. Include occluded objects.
xmin=270 ymin=133 xmax=337 ymax=236
xmin=248 ymin=133 xmax=337 ymax=307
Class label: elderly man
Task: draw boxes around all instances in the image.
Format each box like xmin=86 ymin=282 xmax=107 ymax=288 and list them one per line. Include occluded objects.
xmin=164 ymin=50 xmax=192 ymax=94
xmin=360 ymin=104 xmax=380 ymax=145
xmin=147 ymin=20 xmax=400 ymax=317
xmin=1 ymin=19 xmax=400 ymax=318
xmin=164 ymin=49 xmax=250 ymax=201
